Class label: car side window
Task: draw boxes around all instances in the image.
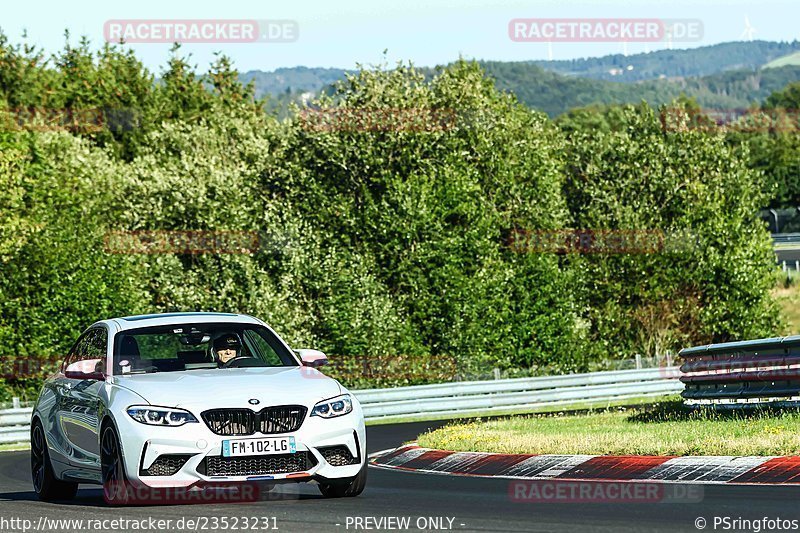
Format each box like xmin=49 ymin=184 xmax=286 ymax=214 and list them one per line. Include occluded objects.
xmin=86 ymin=328 xmax=108 ymax=361
xmin=64 ymin=328 xmax=108 ymax=372
xmin=64 ymin=333 xmax=90 ymax=370
xmin=243 ymin=329 xmax=283 ymax=366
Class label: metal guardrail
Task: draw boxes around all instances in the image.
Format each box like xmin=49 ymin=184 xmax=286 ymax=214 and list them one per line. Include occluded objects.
xmin=357 ymin=367 xmax=681 ymax=421
xmin=679 ymin=336 xmax=800 ymax=406
xmin=0 ymin=367 xmax=682 ymax=444
xmin=772 ymin=233 xmax=800 ymax=245
xmin=0 ymin=408 xmax=33 ymax=445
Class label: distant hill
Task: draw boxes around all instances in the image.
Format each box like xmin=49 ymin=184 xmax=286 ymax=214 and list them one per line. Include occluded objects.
xmin=239 ymin=41 xmax=800 ymax=117
xmin=528 ymin=41 xmax=800 ymax=82
xmin=481 ymin=62 xmax=800 ymax=116
xmin=240 ymin=66 xmax=353 ymax=99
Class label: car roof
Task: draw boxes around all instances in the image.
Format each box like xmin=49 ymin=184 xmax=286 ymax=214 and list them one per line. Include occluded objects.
xmin=104 ymin=312 xmax=263 ymax=332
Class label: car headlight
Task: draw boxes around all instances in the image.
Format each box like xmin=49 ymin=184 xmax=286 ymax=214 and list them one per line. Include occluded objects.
xmin=311 ymin=394 xmax=353 ymax=419
xmin=126 ymin=405 xmax=198 ymax=427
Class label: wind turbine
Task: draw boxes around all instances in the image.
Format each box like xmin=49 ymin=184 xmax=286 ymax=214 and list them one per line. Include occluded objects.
xmin=546 ymin=41 xmax=553 ymax=61
xmin=741 ymin=16 xmax=756 ymax=41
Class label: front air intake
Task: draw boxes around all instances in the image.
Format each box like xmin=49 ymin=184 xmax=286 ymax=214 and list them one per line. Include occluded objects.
xmin=141 ymin=454 xmax=194 ymax=476
xmin=198 ymin=452 xmax=317 ymax=477
xmin=318 ymin=445 xmax=358 ymax=466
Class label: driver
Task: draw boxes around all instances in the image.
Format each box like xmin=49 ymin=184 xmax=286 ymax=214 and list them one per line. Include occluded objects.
xmin=213 ymin=333 xmax=244 ymax=367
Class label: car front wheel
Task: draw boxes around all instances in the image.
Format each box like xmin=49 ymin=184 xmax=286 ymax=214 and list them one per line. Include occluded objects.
xmin=101 ymin=425 xmax=131 ymax=505
xmin=318 ymin=461 xmax=368 ymax=498
xmin=31 ymin=421 xmax=78 ymax=501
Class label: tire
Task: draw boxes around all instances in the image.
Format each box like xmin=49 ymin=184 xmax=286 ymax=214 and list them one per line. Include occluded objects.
xmin=100 ymin=424 xmax=131 ymax=505
xmin=318 ymin=461 xmax=368 ymax=498
xmin=31 ymin=421 xmax=79 ymax=502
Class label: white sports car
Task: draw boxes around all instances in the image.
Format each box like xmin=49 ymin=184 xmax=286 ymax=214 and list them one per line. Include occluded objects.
xmin=30 ymin=312 xmax=367 ymax=504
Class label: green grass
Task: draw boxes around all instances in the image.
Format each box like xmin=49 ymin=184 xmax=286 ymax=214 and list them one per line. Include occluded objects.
xmin=0 ymin=443 xmax=29 ymax=452
xmin=416 ymin=400 xmax=800 ymax=456
xmin=773 ymin=273 xmax=800 ymax=335
xmin=764 ymin=52 xmax=800 ymax=69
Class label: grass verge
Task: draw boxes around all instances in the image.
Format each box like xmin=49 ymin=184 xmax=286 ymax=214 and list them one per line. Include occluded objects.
xmin=416 ymin=399 xmax=800 ymax=456
xmin=0 ymin=443 xmax=29 ymax=452
xmin=774 ymin=274 xmax=800 ymax=334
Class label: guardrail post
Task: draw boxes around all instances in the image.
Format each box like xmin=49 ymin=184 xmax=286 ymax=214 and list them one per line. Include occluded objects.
xmin=12 ymin=397 xmax=19 ymax=409
xmin=635 ymin=354 xmax=642 ymax=370
xmin=493 ymin=368 xmax=501 ymax=380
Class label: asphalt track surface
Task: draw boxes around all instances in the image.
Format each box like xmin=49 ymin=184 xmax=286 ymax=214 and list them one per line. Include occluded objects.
xmin=2 ymin=421 xmax=800 ymax=533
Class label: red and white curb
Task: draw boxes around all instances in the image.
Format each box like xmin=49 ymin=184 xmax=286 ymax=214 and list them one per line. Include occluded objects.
xmin=369 ymin=445 xmax=800 ymax=485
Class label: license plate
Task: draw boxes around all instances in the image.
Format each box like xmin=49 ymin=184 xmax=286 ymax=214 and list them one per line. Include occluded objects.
xmin=222 ymin=436 xmax=296 ymax=457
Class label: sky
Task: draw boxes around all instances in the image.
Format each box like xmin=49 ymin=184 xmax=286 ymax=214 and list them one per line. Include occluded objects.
xmin=1 ymin=0 xmax=798 ymax=74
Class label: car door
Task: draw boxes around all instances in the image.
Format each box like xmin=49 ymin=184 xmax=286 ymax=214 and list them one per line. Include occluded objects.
xmin=56 ymin=326 xmax=108 ymax=474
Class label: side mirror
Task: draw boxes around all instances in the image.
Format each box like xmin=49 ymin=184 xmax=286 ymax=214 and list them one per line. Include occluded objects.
xmin=295 ymin=349 xmax=328 ymax=368
xmin=64 ymin=359 xmax=105 ymax=381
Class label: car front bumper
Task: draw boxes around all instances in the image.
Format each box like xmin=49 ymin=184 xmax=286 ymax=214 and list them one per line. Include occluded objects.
xmin=113 ymin=403 xmax=366 ymax=489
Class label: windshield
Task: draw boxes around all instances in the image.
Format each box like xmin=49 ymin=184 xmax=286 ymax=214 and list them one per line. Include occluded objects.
xmin=112 ymin=323 xmax=298 ymax=375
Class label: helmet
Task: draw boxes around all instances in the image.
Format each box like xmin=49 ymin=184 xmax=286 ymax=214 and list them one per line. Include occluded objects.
xmin=213 ymin=333 xmax=242 ymax=353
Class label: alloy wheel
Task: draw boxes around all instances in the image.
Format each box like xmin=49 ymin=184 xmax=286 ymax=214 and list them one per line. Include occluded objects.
xmin=30 ymin=425 xmax=45 ymax=494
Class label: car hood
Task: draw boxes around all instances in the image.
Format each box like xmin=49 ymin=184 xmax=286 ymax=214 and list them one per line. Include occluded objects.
xmin=112 ymin=366 xmax=342 ymax=409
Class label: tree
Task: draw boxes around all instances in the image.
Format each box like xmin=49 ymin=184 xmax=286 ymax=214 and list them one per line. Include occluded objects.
xmin=562 ymin=101 xmax=780 ymax=358
xmin=284 ymin=60 xmax=588 ymax=371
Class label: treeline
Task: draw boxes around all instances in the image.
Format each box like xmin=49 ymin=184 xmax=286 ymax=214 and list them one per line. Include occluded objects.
xmin=241 ymin=41 xmax=800 ymax=98
xmin=0 ymin=36 xmax=781 ymax=399
xmin=228 ymin=44 xmax=800 ymax=119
